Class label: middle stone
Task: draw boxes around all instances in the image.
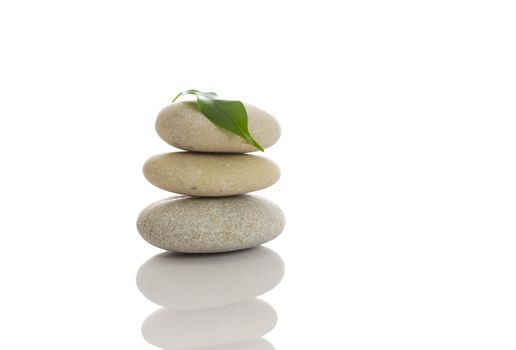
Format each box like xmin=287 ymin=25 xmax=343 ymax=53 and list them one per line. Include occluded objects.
xmin=143 ymin=152 xmax=280 ymax=197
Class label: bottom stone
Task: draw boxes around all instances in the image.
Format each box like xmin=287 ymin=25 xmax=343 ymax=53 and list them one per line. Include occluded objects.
xmin=136 ymin=195 xmax=285 ymax=253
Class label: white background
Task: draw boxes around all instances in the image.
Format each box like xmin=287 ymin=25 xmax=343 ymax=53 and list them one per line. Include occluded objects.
xmin=1 ymin=1 xmax=516 ymax=349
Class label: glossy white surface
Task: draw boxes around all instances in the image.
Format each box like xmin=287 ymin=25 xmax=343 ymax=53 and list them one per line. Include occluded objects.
xmin=143 ymin=300 xmax=277 ymax=349
xmin=165 ymin=339 xmax=275 ymax=350
xmin=2 ymin=1 xmax=516 ymax=349
xmin=138 ymin=248 xmax=282 ymax=349
xmin=137 ymin=247 xmax=284 ymax=309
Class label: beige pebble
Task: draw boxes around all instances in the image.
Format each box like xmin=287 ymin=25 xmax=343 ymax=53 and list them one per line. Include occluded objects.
xmin=156 ymin=101 xmax=281 ymax=153
xmin=136 ymin=195 xmax=285 ymax=253
xmin=143 ymin=152 xmax=280 ymax=197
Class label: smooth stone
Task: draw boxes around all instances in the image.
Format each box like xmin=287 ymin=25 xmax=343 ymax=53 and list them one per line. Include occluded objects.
xmin=143 ymin=152 xmax=280 ymax=197
xmin=156 ymin=101 xmax=281 ymax=153
xmin=142 ymin=299 xmax=277 ymax=350
xmin=136 ymin=195 xmax=285 ymax=253
xmin=136 ymin=247 xmax=284 ymax=310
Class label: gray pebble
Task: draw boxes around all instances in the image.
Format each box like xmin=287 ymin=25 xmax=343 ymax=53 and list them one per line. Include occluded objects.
xmin=136 ymin=195 xmax=285 ymax=253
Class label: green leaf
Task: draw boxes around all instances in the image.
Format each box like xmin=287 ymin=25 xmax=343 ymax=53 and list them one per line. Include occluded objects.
xmin=172 ymin=90 xmax=264 ymax=152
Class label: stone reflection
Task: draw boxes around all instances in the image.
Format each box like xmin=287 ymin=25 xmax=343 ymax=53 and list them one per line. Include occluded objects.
xmin=137 ymin=247 xmax=284 ymax=349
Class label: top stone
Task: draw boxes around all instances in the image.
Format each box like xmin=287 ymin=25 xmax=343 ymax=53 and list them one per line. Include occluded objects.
xmin=156 ymin=101 xmax=281 ymax=153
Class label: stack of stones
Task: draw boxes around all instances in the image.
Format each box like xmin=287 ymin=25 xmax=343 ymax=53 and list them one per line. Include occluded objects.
xmin=137 ymin=100 xmax=285 ymax=253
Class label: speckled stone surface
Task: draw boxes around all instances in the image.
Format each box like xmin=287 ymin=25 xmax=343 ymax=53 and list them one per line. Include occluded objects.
xmin=143 ymin=152 xmax=280 ymax=197
xmin=155 ymin=101 xmax=281 ymax=153
xmin=136 ymin=195 xmax=285 ymax=253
